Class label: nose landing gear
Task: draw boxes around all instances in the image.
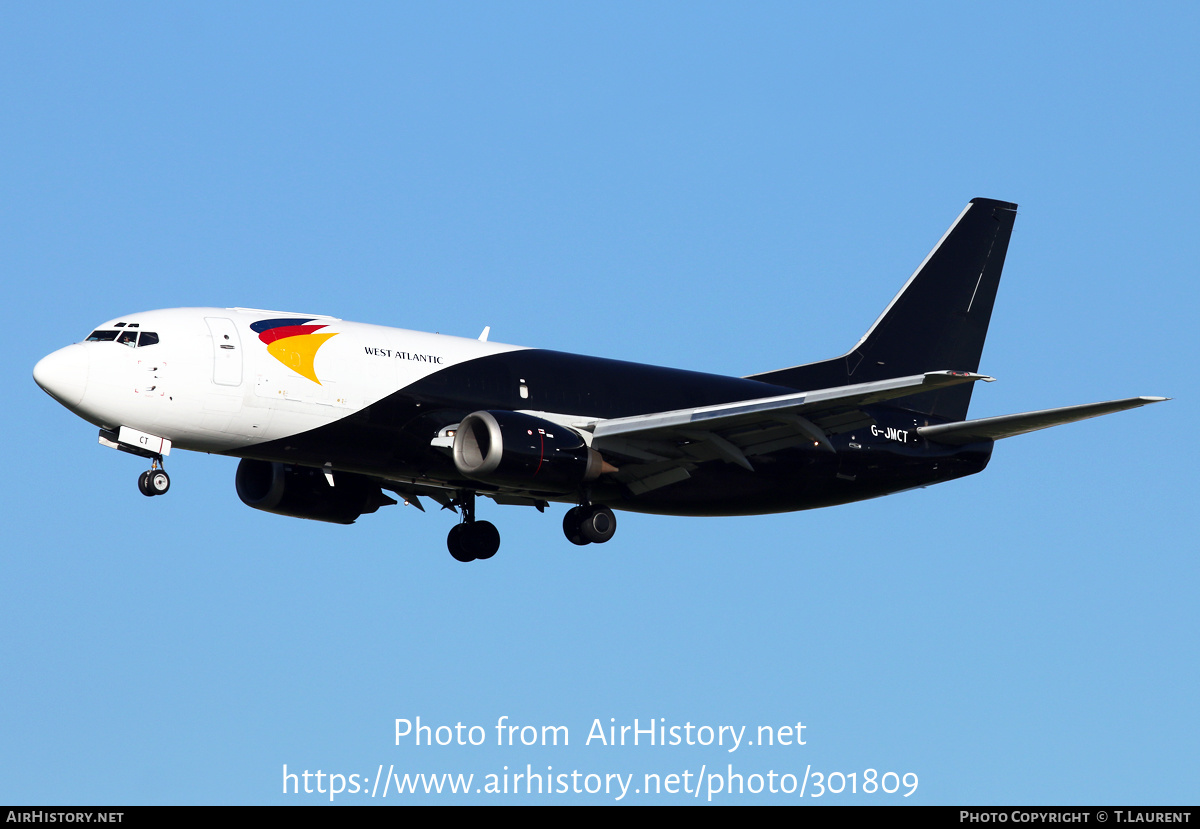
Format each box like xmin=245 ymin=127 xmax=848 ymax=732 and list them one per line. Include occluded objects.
xmin=446 ymin=492 xmax=500 ymax=562
xmin=137 ymin=458 xmax=170 ymax=497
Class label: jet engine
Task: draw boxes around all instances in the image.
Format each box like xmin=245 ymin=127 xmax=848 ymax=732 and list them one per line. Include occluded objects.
xmin=452 ymin=410 xmax=612 ymax=493
xmin=235 ymin=459 xmax=396 ymax=524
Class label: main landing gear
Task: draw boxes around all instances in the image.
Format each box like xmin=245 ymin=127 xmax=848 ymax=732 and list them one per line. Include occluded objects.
xmin=562 ymin=503 xmax=617 ymax=546
xmin=137 ymin=457 xmax=170 ymax=497
xmin=444 ymin=492 xmax=618 ymax=561
xmin=446 ymin=492 xmax=500 ymax=563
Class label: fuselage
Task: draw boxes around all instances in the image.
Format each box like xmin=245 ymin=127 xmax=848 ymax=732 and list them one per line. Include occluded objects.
xmin=31 ymin=201 xmax=1163 ymax=561
xmin=33 ymin=306 xmax=992 ymax=518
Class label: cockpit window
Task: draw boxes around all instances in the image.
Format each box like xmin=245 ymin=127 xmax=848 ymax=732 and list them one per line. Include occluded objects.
xmin=85 ymin=329 xmax=159 ymax=346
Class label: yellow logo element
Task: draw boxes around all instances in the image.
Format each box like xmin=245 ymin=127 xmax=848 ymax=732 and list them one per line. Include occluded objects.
xmin=251 ymin=318 xmax=337 ymax=385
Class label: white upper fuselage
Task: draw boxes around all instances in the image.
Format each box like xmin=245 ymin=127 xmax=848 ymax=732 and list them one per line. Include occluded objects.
xmin=33 ymin=307 xmax=526 ymax=454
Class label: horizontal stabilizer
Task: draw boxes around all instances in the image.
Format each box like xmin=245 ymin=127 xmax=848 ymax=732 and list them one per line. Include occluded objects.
xmin=917 ymin=396 xmax=1168 ymax=445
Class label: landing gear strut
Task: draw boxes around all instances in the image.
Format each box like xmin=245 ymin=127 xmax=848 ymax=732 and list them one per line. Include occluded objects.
xmin=137 ymin=456 xmax=170 ymax=497
xmin=562 ymin=503 xmax=617 ymax=546
xmin=446 ymin=491 xmax=500 ymax=562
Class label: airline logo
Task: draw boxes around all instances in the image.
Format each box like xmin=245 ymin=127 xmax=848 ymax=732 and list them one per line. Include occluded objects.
xmin=250 ymin=318 xmax=337 ymax=385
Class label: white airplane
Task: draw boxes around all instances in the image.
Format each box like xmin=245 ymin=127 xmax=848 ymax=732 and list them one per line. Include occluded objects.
xmin=33 ymin=198 xmax=1164 ymax=561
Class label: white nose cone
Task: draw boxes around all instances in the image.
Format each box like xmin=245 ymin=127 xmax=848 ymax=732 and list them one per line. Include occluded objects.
xmin=33 ymin=344 xmax=90 ymax=408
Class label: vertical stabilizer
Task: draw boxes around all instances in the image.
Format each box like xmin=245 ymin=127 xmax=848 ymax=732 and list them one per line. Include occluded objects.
xmin=749 ymin=198 xmax=1018 ymax=422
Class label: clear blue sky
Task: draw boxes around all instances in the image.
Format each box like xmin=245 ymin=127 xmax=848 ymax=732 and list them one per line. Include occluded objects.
xmin=3 ymin=3 xmax=1196 ymax=805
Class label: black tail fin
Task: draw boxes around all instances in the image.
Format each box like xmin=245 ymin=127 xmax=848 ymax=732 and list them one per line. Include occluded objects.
xmin=749 ymin=197 xmax=1018 ymax=422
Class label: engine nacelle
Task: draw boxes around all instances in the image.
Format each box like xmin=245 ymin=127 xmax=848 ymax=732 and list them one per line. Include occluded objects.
xmin=452 ymin=410 xmax=608 ymax=494
xmin=235 ymin=459 xmax=396 ymax=524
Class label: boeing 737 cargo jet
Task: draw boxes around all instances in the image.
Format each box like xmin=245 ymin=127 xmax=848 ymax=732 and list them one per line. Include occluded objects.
xmin=33 ymin=199 xmax=1164 ymax=561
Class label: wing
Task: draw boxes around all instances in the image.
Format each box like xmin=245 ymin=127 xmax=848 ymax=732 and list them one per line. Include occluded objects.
xmin=573 ymin=370 xmax=993 ymax=494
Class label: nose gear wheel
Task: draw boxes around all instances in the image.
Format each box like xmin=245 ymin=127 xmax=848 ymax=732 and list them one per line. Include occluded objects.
xmin=137 ymin=457 xmax=170 ymax=497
